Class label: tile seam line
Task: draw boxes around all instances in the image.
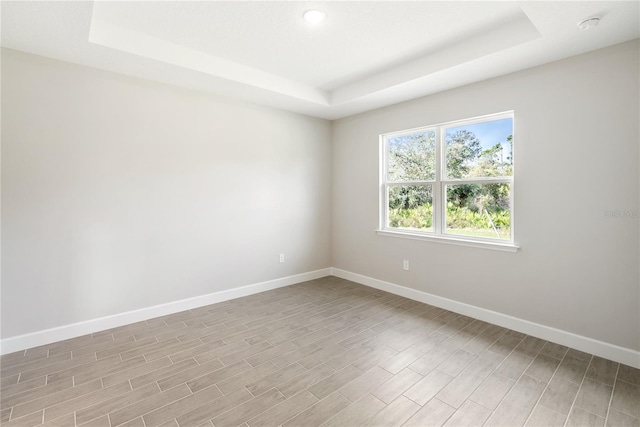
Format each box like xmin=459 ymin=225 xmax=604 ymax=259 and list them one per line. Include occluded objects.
xmin=248 ymin=388 xmax=319 ymax=427
xmin=210 ymin=388 xmax=287 ymax=427
xmin=603 ymin=362 xmax=621 ymax=427
xmin=180 ymin=386 xmax=275 ymax=426
xmin=521 ymin=348 xmax=578 ymax=426
xmin=110 ymin=383 xmax=192 ymax=427
xmin=31 ymin=380 xmax=134 ymax=425
xmin=5 ymin=379 xmax=104 ymax=422
xmin=561 ymin=354 xmax=595 ymax=427
xmin=479 ymin=333 xmax=542 ymax=426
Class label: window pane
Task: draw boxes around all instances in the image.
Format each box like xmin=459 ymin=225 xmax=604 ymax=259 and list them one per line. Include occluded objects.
xmin=445 ymin=118 xmax=513 ymax=179
xmin=387 ymin=131 xmax=436 ymax=181
xmin=445 ymin=183 xmax=510 ymax=240
xmin=388 ymin=185 xmax=433 ymax=231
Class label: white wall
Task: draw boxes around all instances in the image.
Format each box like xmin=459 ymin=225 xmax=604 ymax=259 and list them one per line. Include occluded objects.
xmin=332 ymin=40 xmax=640 ymax=351
xmin=1 ymin=48 xmax=331 ymax=339
xmin=2 ymin=40 xmax=639 ymax=357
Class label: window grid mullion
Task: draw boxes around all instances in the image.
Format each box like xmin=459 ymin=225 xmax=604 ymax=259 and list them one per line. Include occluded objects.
xmin=434 ymin=127 xmax=443 ymax=236
xmin=441 ymin=178 xmax=512 ymax=185
xmin=380 ymin=135 xmax=388 ymax=230
xmin=383 ymin=183 xmax=389 ymax=228
xmin=387 ymin=181 xmax=436 ymax=186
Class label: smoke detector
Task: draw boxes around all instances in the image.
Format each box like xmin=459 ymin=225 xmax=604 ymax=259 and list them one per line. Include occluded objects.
xmin=577 ymin=17 xmax=601 ymax=30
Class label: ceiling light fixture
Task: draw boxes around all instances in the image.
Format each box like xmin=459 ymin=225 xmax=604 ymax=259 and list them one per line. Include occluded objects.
xmin=303 ymin=10 xmax=326 ymax=24
xmin=577 ymin=17 xmax=601 ymax=30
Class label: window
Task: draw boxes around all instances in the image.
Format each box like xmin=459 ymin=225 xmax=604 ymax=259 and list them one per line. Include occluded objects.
xmin=379 ymin=112 xmax=516 ymax=251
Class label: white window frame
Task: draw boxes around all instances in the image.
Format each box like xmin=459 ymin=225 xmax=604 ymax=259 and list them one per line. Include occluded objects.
xmin=377 ymin=111 xmax=518 ymax=252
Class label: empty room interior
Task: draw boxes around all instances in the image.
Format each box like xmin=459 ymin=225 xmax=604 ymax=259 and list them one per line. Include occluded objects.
xmin=1 ymin=1 xmax=639 ymax=426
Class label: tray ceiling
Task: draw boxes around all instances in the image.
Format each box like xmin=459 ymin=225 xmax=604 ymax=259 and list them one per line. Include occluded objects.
xmin=2 ymin=1 xmax=639 ymax=119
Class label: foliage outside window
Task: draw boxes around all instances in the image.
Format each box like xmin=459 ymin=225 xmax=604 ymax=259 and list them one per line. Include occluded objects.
xmin=380 ymin=112 xmax=514 ymax=246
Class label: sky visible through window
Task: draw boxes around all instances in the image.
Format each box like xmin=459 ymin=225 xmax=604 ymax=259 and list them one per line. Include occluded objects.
xmin=446 ymin=117 xmax=513 ymax=156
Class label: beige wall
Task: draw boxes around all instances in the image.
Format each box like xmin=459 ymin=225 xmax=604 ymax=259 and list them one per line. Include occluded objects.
xmin=331 ymin=40 xmax=640 ymax=351
xmin=1 ymin=48 xmax=332 ymax=338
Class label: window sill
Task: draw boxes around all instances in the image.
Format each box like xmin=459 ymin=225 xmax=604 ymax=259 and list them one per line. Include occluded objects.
xmin=376 ymin=229 xmax=519 ymax=252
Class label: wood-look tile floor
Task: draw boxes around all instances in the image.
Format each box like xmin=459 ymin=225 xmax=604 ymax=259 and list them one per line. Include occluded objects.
xmin=1 ymin=276 xmax=639 ymax=427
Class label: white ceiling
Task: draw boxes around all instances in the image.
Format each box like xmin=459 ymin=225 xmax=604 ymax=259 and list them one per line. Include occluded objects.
xmin=2 ymin=1 xmax=639 ymax=120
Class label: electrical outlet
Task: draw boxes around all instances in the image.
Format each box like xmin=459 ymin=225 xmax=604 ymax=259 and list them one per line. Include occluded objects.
xmin=403 ymin=260 xmax=409 ymax=271
xmin=279 ymin=253 xmax=285 ymax=263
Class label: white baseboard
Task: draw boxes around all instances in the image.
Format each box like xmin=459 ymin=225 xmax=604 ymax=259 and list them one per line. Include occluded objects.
xmin=331 ymin=268 xmax=640 ymax=369
xmin=0 ymin=268 xmax=332 ymax=355
xmin=3 ymin=267 xmax=639 ymax=369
